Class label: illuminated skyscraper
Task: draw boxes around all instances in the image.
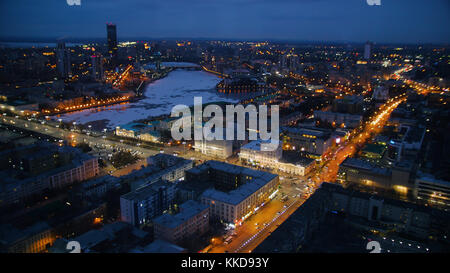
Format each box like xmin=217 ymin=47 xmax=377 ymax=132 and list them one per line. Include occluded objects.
xmin=107 ymin=23 xmax=118 ymax=63
xmin=56 ymin=41 xmax=71 ymax=79
xmin=91 ymin=53 xmax=104 ymax=81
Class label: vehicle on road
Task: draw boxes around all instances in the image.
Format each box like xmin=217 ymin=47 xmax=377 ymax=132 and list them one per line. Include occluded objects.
xmin=224 ymin=236 xmax=233 ymax=245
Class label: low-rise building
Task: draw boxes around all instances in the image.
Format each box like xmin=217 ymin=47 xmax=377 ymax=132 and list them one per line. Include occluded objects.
xmin=239 ymin=140 xmax=282 ymax=167
xmin=129 ymin=239 xmax=187 ymax=253
xmin=0 ymin=222 xmax=55 ymax=253
xmin=0 ymin=142 xmax=99 ymax=207
xmin=115 ymin=122 xmax=160 ymax=143
xmin=120 ymin=180 xmax=176 ymax=226
xmin=69 ymin=222 xmax=150 ymax=253
xmin=199 ymin=163 xmax=279 ymax=225
xmin=121 ymin=154 xmax=193 ymax=191
xmin=153 ymin=200 xmax=209 ymax=244
xmin=314 ymin=110 xmax=363 ymax=128
xmin=194 ymin=138 xmax=233 ymax=159
xmin=239 ymin=140 xmax=315 ymax=176
xmin=414 ymin=173 xmax=450 ymax=207
xmin=283 ymin=126 xmax=333 ymax=157
xmin=337 ymin=158 xmax=413 ymax=195
xmin=277 ymin=151 xmax=316 ymax=176
xmin=74 ymin=175 xmax=121 ymax=200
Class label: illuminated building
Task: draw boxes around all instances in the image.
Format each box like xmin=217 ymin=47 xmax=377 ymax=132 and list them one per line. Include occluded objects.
xmin=120 ymin=180 xmax=176 ymax=227
xmin=197 ymin=161 xmax=279 ymax=225
xmin=332 ymin=95 xmax=364 ymax=114
xmin=0 ymin=222 xmax=55 ymax=253
xmin=414 ymin=173 xmax=450 ymax=207
xmin=372 ymin=85 xmax=389 ymax=101
xmin=194 ymin=138 xmax=233 ymax=159
xmin=153 ymin=200 xmax=209 ymax=244
xmin=56 ymin=41 xmax=71 ymax=79
xmin=239 ymin=140 xmax=315 ymax=176
xmin=279 ymin=53 xmax=299 ymax=72
xmin=216 ymin=76 xmax=267 ymax=94
xmin=314 ymin=110 xmax=363 ymax=129
xmin=255 ymin=183 xmax=450 ymax=252
xmin=337 ymin=158 xmax=413 ymax=194
xmin=239 ymin=140 xmax=282 ymax=166
xmin=90 ymin=53 xmax=104 ymax=81
xmin=283 ymin=127 xmax=333 ymax=157
xmin=277 ymin=151 xmax=316 ymax=176
xmin=360 ymin=143 xmax=387 ymax=164
xmin=115 ymin=122 xmax=160 ymax=143
xmin=107 ymin=23 xmax=118 ymax=63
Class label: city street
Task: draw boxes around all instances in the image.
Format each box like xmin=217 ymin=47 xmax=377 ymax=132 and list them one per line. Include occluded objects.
xmin=1 ymin=94 xmax=409 ymax=254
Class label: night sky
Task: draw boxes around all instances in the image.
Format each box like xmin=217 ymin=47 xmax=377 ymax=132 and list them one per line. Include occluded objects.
xmin=0 ymin=0 xmax=449 ymax=44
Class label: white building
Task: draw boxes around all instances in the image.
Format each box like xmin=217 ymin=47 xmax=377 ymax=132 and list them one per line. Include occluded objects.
xmin=194 ymin=139 xmax=233 ymax=159
xmin=200 ymin=168 xmax=279 ymax=225
xmin=239 ymin=140 xmax=282 ymax=167
xmin=153 ymin=200 xmax=209 ymax=244
xmin=239 ymin=140 xmax=315 ymax=176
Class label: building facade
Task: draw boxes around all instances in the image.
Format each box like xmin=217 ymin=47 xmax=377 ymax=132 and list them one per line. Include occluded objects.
xmin=120 ymin=180 xmax=176 ymax=227
xmin=153 ymin=200 xmax=209 ymax=244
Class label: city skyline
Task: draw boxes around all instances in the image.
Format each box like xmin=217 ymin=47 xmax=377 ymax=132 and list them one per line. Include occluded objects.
xmin=0 ymin=0 xmax=449 ymax=259
xmin=0 ymin=0 xmax=449 ymax=44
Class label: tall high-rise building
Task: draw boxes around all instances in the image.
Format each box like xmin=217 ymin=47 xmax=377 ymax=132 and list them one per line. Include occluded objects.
xmin=56 ymin=41 xmax=71 ymax=79
xmin=364 ymin=41 xmax=372 ymax=60
xmin=91 ymin=53 xmax=104 ymax=81
xmin=107 ymin=23 xmax=118 ymax=63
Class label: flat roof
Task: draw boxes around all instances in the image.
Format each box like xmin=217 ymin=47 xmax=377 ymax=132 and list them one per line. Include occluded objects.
xmin=118 ymin=122 xmax=152 ymax=131
xmin=201 ymin=173 xmax=277 ymax=205
xmin=361 ymin=143 xmax=387 ymax=155
xmin=341 ymin=158 xmax=391 ymax=176
xmin=121 ymin=180 xmax=174 ymax=201
xmin=280 ymin=151 xmax=315 ymax=166
xmin=241 ymin=139 xmax=282 ymax=152
xmin=131 ymin=239 xmax=186 ymax=253
xmin=153 ymin=200 xmax=208 ymax=229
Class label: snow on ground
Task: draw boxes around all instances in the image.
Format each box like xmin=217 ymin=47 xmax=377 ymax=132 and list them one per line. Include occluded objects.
xmin=57 ymin=69 xmax=238 ymax=129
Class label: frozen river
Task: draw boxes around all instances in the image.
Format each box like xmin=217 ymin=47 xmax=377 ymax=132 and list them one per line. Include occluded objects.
xmin=56 ymin=69 xmax=238 ymax=129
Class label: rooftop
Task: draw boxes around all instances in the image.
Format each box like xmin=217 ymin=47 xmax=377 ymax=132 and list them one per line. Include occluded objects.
xmin=153 ymin=200 xmax=208 ymax=229
xmin=117 ymin=122 xmax=152 ymax=132
xmin=130 ymin=239 xmax=186 ymax=253
xmin=241 ymin=139 xmax=282 ymax=152
xmin=361 ymin=143 xmax=387 ymax=156
xmin=340 ymin=158 xmax=391 ymax=177
xmin=121 ymin=180 xmax=174 ymax=201
xmin=201 ymin=170 xmax=278 ymax=205
xmin=280 ymin=151 xmax=315 ymax=166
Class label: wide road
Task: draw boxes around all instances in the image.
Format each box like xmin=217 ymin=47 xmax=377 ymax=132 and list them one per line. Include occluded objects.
xmin=1 ymin=94 xmax=407 ymax=253
xmin=0 ymin=115 xmax=159 ymax=158
xmin=314 ymin=94 xmax=407 ymax=184
xmin=205 ymin=94 xmax=407 ymax=253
